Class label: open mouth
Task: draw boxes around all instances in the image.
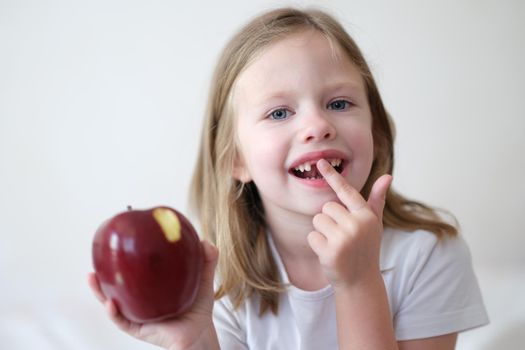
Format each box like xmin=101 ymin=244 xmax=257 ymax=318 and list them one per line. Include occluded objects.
xmin=290 ymin=159 xmax=345 ymax=180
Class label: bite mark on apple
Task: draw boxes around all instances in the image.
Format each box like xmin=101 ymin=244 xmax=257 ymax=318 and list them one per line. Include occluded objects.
xmin=153 ymin=208 xmax=181 ymax=243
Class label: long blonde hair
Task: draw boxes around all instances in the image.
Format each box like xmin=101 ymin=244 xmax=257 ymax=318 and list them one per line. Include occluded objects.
xmin=189 ymin=7 xmax=457 ymax=316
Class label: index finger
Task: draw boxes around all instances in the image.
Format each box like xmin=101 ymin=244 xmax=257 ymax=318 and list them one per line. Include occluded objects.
xmin=317 ymin=158 xmax=366 ymax=211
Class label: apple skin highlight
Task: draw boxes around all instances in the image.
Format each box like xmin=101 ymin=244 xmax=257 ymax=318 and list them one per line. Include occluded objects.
xmin=92 ymin=206 xmax=203 ymax=323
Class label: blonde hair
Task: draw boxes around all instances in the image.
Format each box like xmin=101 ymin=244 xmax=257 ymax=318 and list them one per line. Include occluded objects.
xmin=189 ymin=7 xmax=457 ymax=316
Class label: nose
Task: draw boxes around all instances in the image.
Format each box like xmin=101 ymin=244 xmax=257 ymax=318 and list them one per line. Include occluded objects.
xmin=299 ymin=110 xmax=336 ymax=143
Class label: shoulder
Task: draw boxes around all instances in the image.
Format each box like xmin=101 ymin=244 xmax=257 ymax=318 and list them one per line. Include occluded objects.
xmin=213 ymin=292 xmax=250 ymax=348
xmin=380 ymin=228 xmax=470 ymax=273
xmin=380 ymin=228 xmax=476 ymax=295
xmin=380 ymin=228 xmax=489 ymax=340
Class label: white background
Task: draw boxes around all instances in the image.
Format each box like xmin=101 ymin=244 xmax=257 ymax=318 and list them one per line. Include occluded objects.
xmin=1 ymin=0 xmax=523 ymax=349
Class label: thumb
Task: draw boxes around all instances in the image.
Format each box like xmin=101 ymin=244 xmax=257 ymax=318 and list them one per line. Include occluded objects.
xmin=367 ymin=174 xmax=392 ymax=220
xmin=197 ymin=240 xmax=219 ymax=301
xmin=175 ymin=240 xmax=218 ymax=318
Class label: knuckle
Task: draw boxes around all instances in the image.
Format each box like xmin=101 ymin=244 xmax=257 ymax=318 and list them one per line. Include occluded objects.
xmin=360 ymin=209 xmax=379 ymax=225
xmin=338 ymin=182 xmax=353 ymax=194
xmin=312 ymin=213 xmax=324 ymax=227
xmin=341 ymin=219 xmax=358 ymax=233
xmin=322 ymin=201 xmax=338 ymax=213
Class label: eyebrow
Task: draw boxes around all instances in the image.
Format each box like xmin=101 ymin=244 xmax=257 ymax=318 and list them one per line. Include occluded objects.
xmin=325 ymin=81 xmax=364 ymax=94
xmin=255 ymin=81 xmax=364 ymax=105
xmin=256 ymin=90 xmax=294 ymax=104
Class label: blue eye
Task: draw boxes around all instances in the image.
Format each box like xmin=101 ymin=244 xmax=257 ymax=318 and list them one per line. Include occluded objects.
xmin=328 ymin=100 xmax=350 ymax=111
xmin=269 ymin=108 xmax=290 ymax=120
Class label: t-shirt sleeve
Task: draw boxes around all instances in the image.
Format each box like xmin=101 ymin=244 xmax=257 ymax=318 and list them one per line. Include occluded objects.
xmin=213 ymin=295 xmax=249 ymax=350
xmin=393 ymin=234 xmax=489 ymax=340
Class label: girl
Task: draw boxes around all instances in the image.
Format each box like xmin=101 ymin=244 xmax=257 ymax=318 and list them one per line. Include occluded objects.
xmin=89 ymin=7 xmax=489 ymax=350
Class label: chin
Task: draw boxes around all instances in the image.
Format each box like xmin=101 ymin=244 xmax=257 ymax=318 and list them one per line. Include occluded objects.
xmin=304 ymin=197 xmax=342 ymax=216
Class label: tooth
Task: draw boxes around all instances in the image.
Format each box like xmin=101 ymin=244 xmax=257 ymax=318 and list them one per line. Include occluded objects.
xmin=304 ymin=163 xmax=311 ymax=172
xmin=299 ymin=164 xmax=305 ymax=172
xmin=330 ymin=159 xmax=342 ymax=167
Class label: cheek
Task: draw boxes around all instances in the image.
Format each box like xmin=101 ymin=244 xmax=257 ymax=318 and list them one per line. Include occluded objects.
xmin=343 ymin=120 xmax=374 ymax=156
xmin=239 ymin=132 xmax=289 ymax=189
xmin=246 ymin=137 xmax=286 ymax=172
xmin=344 ymin=124 xmax=375 ymax=186
xmin=359 ymin=130 xmax=375 ymax=162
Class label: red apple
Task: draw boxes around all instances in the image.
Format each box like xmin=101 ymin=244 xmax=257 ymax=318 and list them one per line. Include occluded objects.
xmin=92 ymin=206 xmax=203 ymax=323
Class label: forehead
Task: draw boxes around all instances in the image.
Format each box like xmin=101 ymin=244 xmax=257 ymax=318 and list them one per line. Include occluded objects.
xmin=233 ymin=30 xmax=365 ymax=103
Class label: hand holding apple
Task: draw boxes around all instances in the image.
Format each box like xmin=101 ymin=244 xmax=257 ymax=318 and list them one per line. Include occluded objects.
xmin=88 ymin=239 xmax=220 ymax=350
xmin=92 ymin=206 xmax=204 ymax=323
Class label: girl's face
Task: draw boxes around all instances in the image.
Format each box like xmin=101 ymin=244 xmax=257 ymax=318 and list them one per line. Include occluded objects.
xmin=232 ymin=30 xmax=374 ymax=218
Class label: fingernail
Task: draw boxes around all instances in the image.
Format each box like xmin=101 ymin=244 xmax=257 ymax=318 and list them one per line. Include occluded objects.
xmin=317 ymin=159 xmax=329 ymax=171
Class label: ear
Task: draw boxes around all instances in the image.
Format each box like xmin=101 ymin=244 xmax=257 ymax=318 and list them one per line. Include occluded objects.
xmin=232 ymin=151 xmax=252 ymax=183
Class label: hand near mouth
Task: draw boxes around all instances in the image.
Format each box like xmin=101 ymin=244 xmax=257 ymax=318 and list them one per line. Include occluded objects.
xmin=307 ymin=158 xmax=392 ymax=289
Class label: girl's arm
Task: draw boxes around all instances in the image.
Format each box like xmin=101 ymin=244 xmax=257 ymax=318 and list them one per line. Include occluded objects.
xmin=398 ymin=333 xmax=457 ymax=350
xmin=308 ymin=159 xmax=397 ymax=349
xmin=333 ymin=272 xmax=397 ymax=349
xmin=309 ymin=160 xmax=460 ymax=350
xmin=334 ymin=277 xmax=458 ymax=350
xmin=88 ymin=240 xmax=221 ymax=350
xmin=334 ymin=274 xmax=457 ymax=350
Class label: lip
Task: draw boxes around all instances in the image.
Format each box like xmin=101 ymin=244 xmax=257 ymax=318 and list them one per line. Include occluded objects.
xmin=288 ymin=149 xmax=349 ymax=170
xmin=288 ymin=149 xmax=350 ymax=188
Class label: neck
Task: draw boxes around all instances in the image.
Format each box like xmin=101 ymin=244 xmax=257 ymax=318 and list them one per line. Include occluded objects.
xmin=264 ymin=205 xmax=315 ymax=257
xmin=264 ymin=204 xmax=330 ymax=290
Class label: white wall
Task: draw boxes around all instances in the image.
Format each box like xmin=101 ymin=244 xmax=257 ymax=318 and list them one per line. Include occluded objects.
xmin=1 ymin=0 xmax=523 ymax=349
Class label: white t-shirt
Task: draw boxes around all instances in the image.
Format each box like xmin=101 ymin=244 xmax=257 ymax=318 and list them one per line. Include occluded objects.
xmin=213 ymin=228 xmax=489 ymax=349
